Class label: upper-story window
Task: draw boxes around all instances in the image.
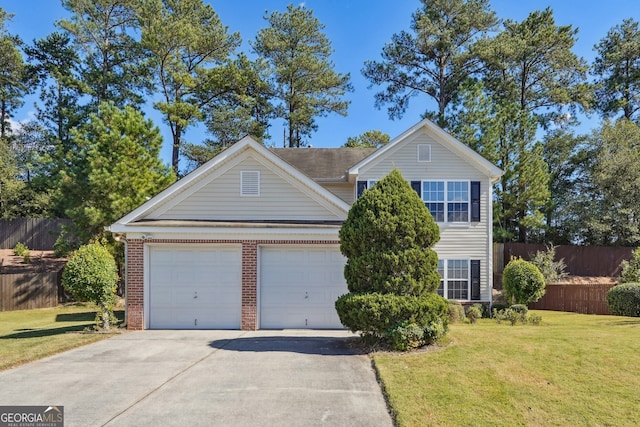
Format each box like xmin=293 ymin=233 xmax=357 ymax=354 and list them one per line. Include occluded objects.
xmin=422 ymin=181 xmax=469 ymax=223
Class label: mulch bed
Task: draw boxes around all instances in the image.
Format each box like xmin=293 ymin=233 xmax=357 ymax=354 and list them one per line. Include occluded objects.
xmin=0 ymin=249 xmax=67 ymax=274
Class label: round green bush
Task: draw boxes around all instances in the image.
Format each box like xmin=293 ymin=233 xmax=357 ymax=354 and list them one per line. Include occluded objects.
xmin=62 ymin=242 xmax=119 ymax=329
xmin=502 ymin=258 xmax=546 ymax=304
xmin=335 ymin=292 xmax=449 ymax=337
xmin=447 ymin=301 xmax=466 ymax=323
xmin=466 ymin=306 xmax=482 ymax=324
xmin=606 ymin=283 xmax=640 ymax=317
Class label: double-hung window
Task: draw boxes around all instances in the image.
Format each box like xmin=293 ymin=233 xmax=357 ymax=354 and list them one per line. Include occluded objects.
xmin=437 ymin=259 xmax=481 ymax=301
xmin=411 ymin=180 xmax=480 ymax=223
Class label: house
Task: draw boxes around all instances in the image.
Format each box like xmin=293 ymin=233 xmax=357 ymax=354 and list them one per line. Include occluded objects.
xmin=108 ymin=119 xmax=503 ymax=330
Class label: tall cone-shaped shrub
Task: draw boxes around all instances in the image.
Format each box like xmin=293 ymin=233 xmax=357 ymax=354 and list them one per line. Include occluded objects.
xmin=339 ymin=168 xmax=441 ymax=295
xmin=336 ymin=169 xmax=447 ymax=348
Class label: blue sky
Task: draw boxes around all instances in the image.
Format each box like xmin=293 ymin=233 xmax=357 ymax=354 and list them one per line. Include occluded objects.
xmin=0 ymin=0 xmax=637 ymax=166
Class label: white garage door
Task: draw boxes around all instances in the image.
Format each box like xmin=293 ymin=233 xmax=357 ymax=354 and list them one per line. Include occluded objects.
xmin=148 ymin=246 xmax=241 ymax=329
xmin=260 ymin=246 xmax=348 ymax=329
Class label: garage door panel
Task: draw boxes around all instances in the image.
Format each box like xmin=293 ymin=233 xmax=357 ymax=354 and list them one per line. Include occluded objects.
xmin=149 ymin=246 xmax=241 ymax=329
xmin=260 ymin=247 xmax=347 ymax=329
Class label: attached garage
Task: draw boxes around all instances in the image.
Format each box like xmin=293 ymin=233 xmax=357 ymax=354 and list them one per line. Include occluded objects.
xmin=148 ymin=246 xmax=242 ymax=329
xmin=259 ymin=246 xmax=348 ymax=329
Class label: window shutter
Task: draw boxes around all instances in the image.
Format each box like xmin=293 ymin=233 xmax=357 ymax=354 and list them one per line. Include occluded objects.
xmin=471 ymin=181 xmax=480 ymax=222
xmin=356 ymin=180 xmax=367 ymax=198
xmin=471 ymin=260 xmax=481 ymax=300
xmin=410 ymin=181 xmax=421 ymax=196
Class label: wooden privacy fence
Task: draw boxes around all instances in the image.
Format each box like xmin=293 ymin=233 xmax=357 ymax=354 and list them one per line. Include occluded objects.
xmin=528 ymin=283 xmax=617 ymax=315
xmin=494 ymin=243 xmax=634 ymax=277
xmin=0 ymin=272 xmax=61 ymax=311
xmin=0 ymin=218 xmax=72 ymax=250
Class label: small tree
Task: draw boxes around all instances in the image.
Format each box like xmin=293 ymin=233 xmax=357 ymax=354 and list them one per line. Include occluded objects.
xmin=336 ymin=169 xmax=447 ymax=350
xmin=62 ymin=242 xmax=119 ymax=329
xmin=529 ymin=244 xmax=568 ymax=284
xmin=502 ymin=258 xmax=546 ymax=305
xmin=619 ymin=248 xmax=640 ymax=284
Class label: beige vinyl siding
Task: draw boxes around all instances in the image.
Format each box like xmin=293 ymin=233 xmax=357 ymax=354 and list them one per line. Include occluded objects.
xmin=358 ymin=131 xmax=487 ymax=181
xmin=358 ymin=127 xmax=494 ymax=301
xmin=151 ymin=155 xmax=343 ymax=221
xmin=320 ymin=183 xmax=356 ymax=204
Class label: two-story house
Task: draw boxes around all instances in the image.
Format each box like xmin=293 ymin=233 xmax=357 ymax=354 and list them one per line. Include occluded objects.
xmin=108 ymin=119 xmax=502 ymax=330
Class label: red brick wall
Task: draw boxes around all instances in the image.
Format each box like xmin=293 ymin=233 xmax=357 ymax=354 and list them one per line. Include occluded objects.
xmin=125 ymin=238 xmax=339 ymax=330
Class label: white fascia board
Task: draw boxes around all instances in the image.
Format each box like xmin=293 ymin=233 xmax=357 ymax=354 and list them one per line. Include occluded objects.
xmin=108 ymin=225 xmax=341 ymax=241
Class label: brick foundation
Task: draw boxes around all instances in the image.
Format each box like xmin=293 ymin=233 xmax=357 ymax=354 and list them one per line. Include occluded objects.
xmin=125 ymin=238 xmax=339 ymax=330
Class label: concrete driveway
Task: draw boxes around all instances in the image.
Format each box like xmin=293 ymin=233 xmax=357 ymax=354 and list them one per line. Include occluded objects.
xmin=0 ymin=330 xmax=393 ymax=427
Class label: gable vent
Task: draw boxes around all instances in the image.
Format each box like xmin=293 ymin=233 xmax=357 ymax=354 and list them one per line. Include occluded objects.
xmin=417 ymin=144 xmax=431 ymax=162
xmin=241 ymin=170 xmax=260 ymax=196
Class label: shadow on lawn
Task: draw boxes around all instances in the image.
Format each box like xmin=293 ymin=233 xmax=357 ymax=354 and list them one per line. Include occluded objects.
xmin=605 ymin=318 xmax=640 ymax=326
xmin=0 ymin=310 xmax=125 ymax=339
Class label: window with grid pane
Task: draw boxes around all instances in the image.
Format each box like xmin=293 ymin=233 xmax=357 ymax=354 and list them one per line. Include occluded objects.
xmin=447 ymin=181 xmax=469 ymax=222
xmin=447 ymin=260 xmax=469 ymax=300
xmin=422 ymin=181 xmax=444 ymax=222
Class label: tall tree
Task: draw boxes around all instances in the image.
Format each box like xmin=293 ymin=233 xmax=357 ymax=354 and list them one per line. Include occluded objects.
xmin=477 ymin=8 xmax=590 ymax=127
xmin=182 ymin=54 xmax=274 ymax=169
xmin=452 ymin=8 xmax=588 ymax=242
xmin=59 ymin=0 xmax=149 ymax=107
xmin=541 ymin=129 xmax=589 ymax=244
xmin=343 ymin=130 xmax=390 ymax=148
xmin=138 ymin=0 xmax=241 ymax=174
xmin=253 ymin=4 xmax=352 ymax=147
xmin=581 ymin=119 xmax=640 ymax=246
xmin=593 ymin=18 xmax=640 ymax=122
xmin=362 ymin=0 xmax=497 ymax=128
xmin=0 ymin=8 xmax=29 ymax=140
xmin=0 ymin=135 xmax=22 ymax=218
xmin=61 ymin=102 xmax=175 ymax=241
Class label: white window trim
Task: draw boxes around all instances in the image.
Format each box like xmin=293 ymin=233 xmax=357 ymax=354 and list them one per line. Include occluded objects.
xmin=421 ymin=180 xmax=471 ymax=224
xmin=438 ymin=259 xmax=471 ymax=301
xmin=367 ymin=179 xmax=377 ymax=188
xmin=240 ymin=170 xmax=260 ymax=196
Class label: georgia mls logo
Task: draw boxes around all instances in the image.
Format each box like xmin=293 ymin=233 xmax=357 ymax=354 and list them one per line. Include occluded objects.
xmin=0 ymin=405 xmax=64 ymax=427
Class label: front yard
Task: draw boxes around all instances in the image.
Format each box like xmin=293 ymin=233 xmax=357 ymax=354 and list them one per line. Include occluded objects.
xmin=374 ymin=310 xmax=640 ymax=426
xmin=0 ymin=304 xmax=123 ymax=371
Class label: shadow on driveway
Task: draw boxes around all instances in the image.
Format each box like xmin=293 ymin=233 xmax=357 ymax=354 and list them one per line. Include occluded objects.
xmin=210 ymin=335 xmax=365 ymax=355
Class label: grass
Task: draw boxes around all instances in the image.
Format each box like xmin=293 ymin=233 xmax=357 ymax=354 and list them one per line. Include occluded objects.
xmin=0 ymin=303 xmax=124 ymax=371
xmin=373 ymin=310 xmax=640 ymax=427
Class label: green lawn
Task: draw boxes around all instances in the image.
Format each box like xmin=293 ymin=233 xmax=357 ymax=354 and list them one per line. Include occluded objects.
xmin=373 ymin=310 xmax=640 ymax=427
xmin=0 ymin=304 xmax=124 ymax=371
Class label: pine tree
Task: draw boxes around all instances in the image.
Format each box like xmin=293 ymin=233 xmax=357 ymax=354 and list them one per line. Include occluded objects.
xmin=253 ymin=4 xmax=352 ymax=147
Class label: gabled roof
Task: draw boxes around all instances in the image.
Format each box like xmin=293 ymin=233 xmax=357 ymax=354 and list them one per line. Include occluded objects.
xmin=271 ymin=147 xmax=377 ymax=181
xmin=108 ymin=136 xmax=352 ymax=232
xmin=348 ymin=118 xmax=503 ymax=181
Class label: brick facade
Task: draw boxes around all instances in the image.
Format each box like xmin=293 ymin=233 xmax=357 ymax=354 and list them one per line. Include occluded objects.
xmin=125 ymin=238 xmax=339 ymax=330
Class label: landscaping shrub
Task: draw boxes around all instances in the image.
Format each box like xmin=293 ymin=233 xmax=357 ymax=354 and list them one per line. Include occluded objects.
xmin=447 ymin=301 xmax=466 ymax=323
xmin=335 ymin=292 xmax=449 ymax=338
xmin=471 ymin=303 xmax=488 ymax=318
xmin=528 ymin=313 xmax=542 ymax=325
xmin=606 ymin=283 xmax=640 ymax=317
xmin=336 ymin=169 xmax=448 ymax=350
xmin=62 ymin=242 xmax=119 ymax=329
xmin=502 ymin=258 xmax=546 ymax=304
xmin=13 ymin=242 xmax=29 ymax=257
xmin=386 ymin=322 xmax=425 ymax=351
xmin=491 ymin=303 xmax=509 ymax=314
xmin=510 ymin=304 xmax=529 ymax=316
xmin=529 ymin=244 xmax=568 ymax=284
xmin=466 ymin=306 xmax=482 ymax=324
xmin=619 ymin=249 xmax=640 ymax=284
